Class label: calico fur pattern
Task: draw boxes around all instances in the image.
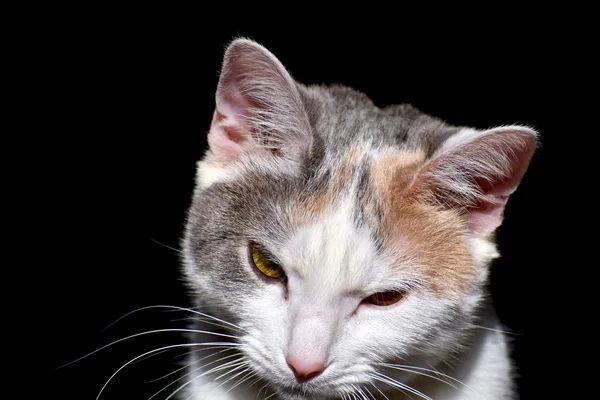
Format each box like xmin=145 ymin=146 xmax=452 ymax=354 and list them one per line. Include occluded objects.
xmin=180 ymin=39 xmax=536 ymax=400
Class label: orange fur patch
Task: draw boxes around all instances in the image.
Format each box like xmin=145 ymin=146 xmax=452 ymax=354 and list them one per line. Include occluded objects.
xmin=370 ymin=149 xmax=476 ymax=295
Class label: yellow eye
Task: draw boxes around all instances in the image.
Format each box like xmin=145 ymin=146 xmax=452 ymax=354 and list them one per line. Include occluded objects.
xmin=250 ymin=245 xmax=286 ymax=281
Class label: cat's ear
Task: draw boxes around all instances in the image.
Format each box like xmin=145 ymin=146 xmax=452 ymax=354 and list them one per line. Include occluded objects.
xmin=207 ymin=39 xmax=311 ymax=165
xmin=411 ymin=126 xmax=537 ymax=236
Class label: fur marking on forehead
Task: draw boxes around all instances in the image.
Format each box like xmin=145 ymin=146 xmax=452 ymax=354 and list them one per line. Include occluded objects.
xmin=370 ymin=149 xmax=476 ymax=294
xmin=293 ymin=145 xmax=366 ymax=220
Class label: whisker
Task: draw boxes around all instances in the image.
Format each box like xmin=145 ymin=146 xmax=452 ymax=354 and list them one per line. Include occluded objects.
xmin=470 ymin=324 xmax=522 ymax=336
xmin=243 ymin=374 xmax=262 ymax=393
xmin=158 ymin=315 xmax=242 ymax=334
xmin=263 ymin=391 xmax=278 ymax=400
xmin=171 ymin=345 xmax=228 ymax=361
xmin=370 ymin=372 xmax=433 ymax=400
xmin=149 ymin=237 xmax=185 ymax=255
xmin=149 ymin=367 xmax=204 ymax=400
xmin=351 ymin=384 xmax=363 ymax=400
xmin=344 ymin=388 xmax=356 ymax=400
xmin=369 ymin=381 xmax=391 ymax=400
xmin=59 ymin=328 xmax=239 ymax=369
xmin=256 ymin=382 xmax=270 ymax=398
xmin=363 ymin=384 xmax=377 ymax=400
xmin=220 ymin=368 xmax=259 ymax=398
xmin=189 ymin=317 xmax=247 ymax=334
xmin=380 ymin=362 xmax=483 ymax=398
xmin=379 ymin=363 xmax=460 ymax=391
xmin=95 ymin=342 xmax=239 ymax=399
xmin=165 ymin=360 xmax=248 ymax=400
xmin=147 ymin=347 xmax=236 ymax=383
xmin=147 ymin=351 xmax=243 ymax=400
xmin=130 ymin=347 xmax=179 ymax=368
xmin=353 ymin=384 xmax=370 ymax=400
xmin=100 ymin=305 xmax=244 ymax=334
xmin=186 ymin=365 xmax=252 ymax=400
xmin=212 ymin=362 xmax=250 ymax=384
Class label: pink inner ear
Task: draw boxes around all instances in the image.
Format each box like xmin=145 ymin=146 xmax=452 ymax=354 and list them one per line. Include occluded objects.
xmin=467 ymin=140 xmax=533 ymax=233
xmin=207 ymin=110 xmax=249 ymax=164
xmin=467 ymin=195 xmax=508 ymax=235
xmin=208 ymin=86 xmax=266 ymax=165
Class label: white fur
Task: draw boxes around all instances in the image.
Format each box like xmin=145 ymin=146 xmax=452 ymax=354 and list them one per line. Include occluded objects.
xmin=196 ymin=159 xmax=235 ymax=189
xmin=196 ymin=152 xmax=305 ymax=191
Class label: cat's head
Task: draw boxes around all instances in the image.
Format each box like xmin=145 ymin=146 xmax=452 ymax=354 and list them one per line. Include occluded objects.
xmin=183 ymin=39 xmax=536 ymax=398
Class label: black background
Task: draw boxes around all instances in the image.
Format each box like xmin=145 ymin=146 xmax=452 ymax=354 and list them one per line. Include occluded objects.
xmin=45 ymin=20 xmax=556 ymax=400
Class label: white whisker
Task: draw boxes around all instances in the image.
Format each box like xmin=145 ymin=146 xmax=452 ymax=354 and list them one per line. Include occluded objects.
xmin=245 ymin=375 xmax=263 ymax=390
xmin=256 ymin=382 xmax=270 ymax=398
xmin=379 ymin=362 xmax=483 ymax=399
xmin=100 ymin=305 xmax=244 ymax=334
xmin=171 ymin=345 xmax=230 ymax=362
xmin=149 ymin=237 xmax=186 ymax=255
xmin=166 ymin=360 xmax=248 ymax=400
xmin=353 ymin=384 xmax=371 ymax=400
xmin=363 ymin=384 xmax=376 ymax=400
xmin=370 ymin=372 xmax=433 ymax=400
xmin=61 ymin=327 xmax=239 ymax=369
xmin=379 ymin=363 xmax=460 ymax=391
xmin=470 ymin=325 xmax=522 ymax=336
xmin=220 ymin=368 xmax=259 ymax=398
xmin=95 ymin=342 xmax=240 ymax=400
xmin=212 ymin=362 xmax=250 ymax=384
xmin=370 ymin=381 xmax=391 ymax=400
xmin=148 ymin=351 xmax=242 ymax=400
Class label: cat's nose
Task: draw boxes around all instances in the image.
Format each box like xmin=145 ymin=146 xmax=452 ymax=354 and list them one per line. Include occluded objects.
xmin=286 ymin=354 xmax=325 ymax=382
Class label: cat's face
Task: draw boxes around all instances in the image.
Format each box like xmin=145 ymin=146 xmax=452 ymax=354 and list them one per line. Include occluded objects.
xmin=183 ymin=39 xmax=535 ymax=399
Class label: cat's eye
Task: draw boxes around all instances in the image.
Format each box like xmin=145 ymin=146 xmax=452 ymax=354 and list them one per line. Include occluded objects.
xmin=363 ymin=291 xmax=404 ymax=306
xmin=249 ymin=244 xmax=286 ymax=282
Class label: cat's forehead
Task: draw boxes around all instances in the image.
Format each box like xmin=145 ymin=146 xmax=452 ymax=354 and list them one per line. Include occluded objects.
xmin=283 ymin=195 xmax=381 ymax=293
xmin=287 ymin=145 xmax=476 ymax=295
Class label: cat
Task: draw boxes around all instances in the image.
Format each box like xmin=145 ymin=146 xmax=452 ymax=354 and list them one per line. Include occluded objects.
xmin=180 ymin=38 xmax=537 ymax=400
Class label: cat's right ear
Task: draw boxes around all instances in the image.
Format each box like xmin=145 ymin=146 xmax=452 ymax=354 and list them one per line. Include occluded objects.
xmin=206 ymin=39 xmax=311 ymax=167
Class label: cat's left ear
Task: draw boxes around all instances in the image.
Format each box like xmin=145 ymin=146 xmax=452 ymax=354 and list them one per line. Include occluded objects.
xmin=411 ymin=126 xmax=538 ymax=237
xmin=206 ymin=39 xmax=311 ymax=166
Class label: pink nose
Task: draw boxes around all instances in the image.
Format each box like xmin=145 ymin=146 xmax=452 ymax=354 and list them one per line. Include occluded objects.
xmin=286 ymin=354 xmax=325 ymax=382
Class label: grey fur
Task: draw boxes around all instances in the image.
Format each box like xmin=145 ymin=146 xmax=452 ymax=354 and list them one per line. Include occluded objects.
xmin=298 ymin=84 xmax=458 ymax=157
